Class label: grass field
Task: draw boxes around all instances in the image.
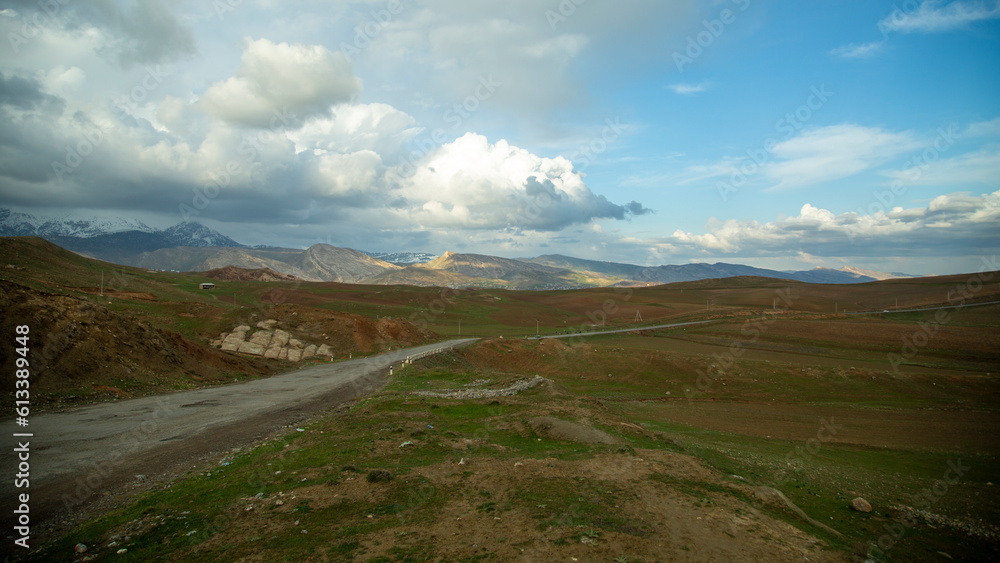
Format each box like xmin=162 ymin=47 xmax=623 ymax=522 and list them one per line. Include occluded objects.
xmin=5 ymin=236 xmax=1000 ymax=561
xmin=28 ymin=319 xmax=1000 ymax=561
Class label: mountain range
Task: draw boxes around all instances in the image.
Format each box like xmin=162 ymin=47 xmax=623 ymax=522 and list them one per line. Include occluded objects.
xmin=0 ymin=208 xmax=243 ymax=264
xmin=0 ymin=208 xmax=919 ymax=288
xmin=125 ymin=248 xmax=908 ymax=288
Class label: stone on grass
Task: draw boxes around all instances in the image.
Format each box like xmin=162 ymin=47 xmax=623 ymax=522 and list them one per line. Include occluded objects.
xmin=851 ymin=497 xmax=872 ymax=513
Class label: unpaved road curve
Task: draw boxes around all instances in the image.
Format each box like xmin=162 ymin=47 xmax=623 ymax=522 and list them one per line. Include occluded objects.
xmin=1 ymin=338 xmax=477 ymax=541
xmin=537 ymin=319 xmax=715 ymax=339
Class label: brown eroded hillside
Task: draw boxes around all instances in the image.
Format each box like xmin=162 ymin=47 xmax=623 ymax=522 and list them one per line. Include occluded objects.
xmin=0 ymin=279 xmax=283 ymax=412
xmin=202 ymin=265 xmax=300 ymax=282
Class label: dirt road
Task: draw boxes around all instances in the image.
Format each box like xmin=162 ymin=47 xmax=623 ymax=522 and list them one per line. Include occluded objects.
xmin=537 ymin=319 xmax=715 ymax=339
xmin=1 ymin=338 xmax=477 ymax=540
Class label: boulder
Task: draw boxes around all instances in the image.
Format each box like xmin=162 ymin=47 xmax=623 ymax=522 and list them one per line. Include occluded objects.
xmin=237 ymin=341 xmax=266 ymax=356
xmin=221 ymin=333 xmax=245 ymax=352
xmin=288 ymin=338 xmax=304 ymax=349
xmin=256 ymin=319 xmax=278 ymax=330
xmin=287 ymin=348 xmax=302 ymax=362
xmin=850 ymin=497 xmax=872 ymax=513
xmin=302 ymin=344 xmax=318 ymax=358
xmin=271 ymin=329 xmax=291 ymax=347
xmin=264 ymin=347 xmax=281 ymax=359
xmin=315 ymin=344 xmax=333 ymax=357
xmin=233 ymin=325 xmax=251 ymax=333
xmin=249 ymin=330 xmax=273 ymax=346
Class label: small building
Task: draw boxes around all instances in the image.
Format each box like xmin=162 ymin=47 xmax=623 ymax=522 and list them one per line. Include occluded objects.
xmin=199 ymin=282 xmax=216 ymax=290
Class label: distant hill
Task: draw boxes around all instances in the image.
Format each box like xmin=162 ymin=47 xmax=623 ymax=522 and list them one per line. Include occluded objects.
xmin=524 ymin=254 xmax=881 ymax=285
xmin=839 ymin=266 xmax=920 ymax=281
xmin=128 ymin=244 xmax=400 ymax=283
xmin=425 ymin=252 xmax=571 ymax=282
xmin=0 ymin=207 xmax=920 ymax=288
xmin=365 ymin=251 xmax=620 ymax=290
xmin=202 ymin=266 xmax=300 ymax=282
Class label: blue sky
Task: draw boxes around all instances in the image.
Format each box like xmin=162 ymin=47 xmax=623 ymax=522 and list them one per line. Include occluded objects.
xmin=0 ymin=0 xmax=997 ymax=275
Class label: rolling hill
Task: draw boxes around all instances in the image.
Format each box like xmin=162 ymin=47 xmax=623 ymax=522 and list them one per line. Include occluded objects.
xmin=524 ymin=254 xmax=883 ymax=285
xmin=127 ymin=244 xmax=400 ymax=283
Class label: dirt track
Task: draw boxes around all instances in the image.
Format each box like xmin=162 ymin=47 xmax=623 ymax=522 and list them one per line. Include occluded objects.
xmin=0 ymin=338 xmax=477 ymax=543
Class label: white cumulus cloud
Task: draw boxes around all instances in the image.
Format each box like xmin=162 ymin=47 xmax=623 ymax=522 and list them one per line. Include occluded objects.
xmin=201 ymin=38 xmax=362 ymax=128
xmin=395 ymin=133 xmax=649 ymax=230
xmin=664 ymin=189 xmax=1000 ymax=258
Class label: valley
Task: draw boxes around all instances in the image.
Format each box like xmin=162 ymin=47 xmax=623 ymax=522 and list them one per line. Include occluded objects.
xmin=0 ymin=236 xmax=997 ymax=562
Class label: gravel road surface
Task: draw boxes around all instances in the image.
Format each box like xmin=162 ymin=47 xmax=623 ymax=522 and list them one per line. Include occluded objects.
xmin=1 ymin=338 xmax=477 ymax=541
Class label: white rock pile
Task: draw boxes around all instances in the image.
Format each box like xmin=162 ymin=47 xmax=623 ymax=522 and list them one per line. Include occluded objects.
xmin=211 ymin=319 xmax=334 ymax=362
xmin=413 ymin=376 xmax=547 ymax=399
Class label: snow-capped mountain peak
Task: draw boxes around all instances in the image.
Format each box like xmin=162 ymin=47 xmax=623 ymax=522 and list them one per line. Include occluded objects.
xmin=0 ymin=208 xmax=245 ymax=259
xmin=363 ymin=251 xmax=437 ymax=265
xmin=1 ymin=208 xmax=156 ymax=238
xmin=163 ymin=222 xmax=243 ymax=248
xmin=0 ymin=208 xmax=45 ymax=236
xmin=37 ymin=214 xmax=155 ymax=238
